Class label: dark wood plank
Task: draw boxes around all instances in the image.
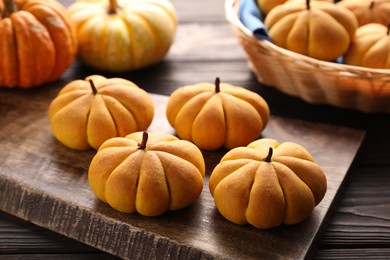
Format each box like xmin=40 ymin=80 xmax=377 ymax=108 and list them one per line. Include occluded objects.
xmin=1 ymin=0 xmax=390 ymax=258
xmin=0 ymin=212 xmax=109 ymax=255
xmin=319 ymin=166 xmax=390 ymax=247
xmin=0 ymin=80 xmax=364 ymax=259
xmin=316 ymin=248 xmax=390 ymax=259
xmin=1 ymin=255 xmax=116 ymax=260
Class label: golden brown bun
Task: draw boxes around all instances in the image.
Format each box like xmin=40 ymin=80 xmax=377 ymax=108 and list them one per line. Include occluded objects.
xmin=209 ymin=138 xmax=327 ymax=229
xmin=88 ymin=132 xmax=206 ymax=216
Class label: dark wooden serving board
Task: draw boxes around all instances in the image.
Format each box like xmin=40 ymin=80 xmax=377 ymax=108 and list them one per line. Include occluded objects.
xmin=0 ymin=89 xmax=365 ymax=259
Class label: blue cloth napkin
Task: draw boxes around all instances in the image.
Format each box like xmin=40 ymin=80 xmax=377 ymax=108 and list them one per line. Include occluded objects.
xmin=239 ymin=0 xmax=270 ymax=40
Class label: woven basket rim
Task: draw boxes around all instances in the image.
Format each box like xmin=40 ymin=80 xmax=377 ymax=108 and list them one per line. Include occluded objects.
xmin=225 ymin=0 xmax=390 ymax=79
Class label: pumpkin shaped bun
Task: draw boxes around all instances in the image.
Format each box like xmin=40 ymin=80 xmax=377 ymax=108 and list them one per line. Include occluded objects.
xmin=0 ymin=0 xmax=77 ymax=88
xmin=257 ymin=0 xmax=285 ymax=15
xmin=48 ymin=75 xmax=154 ymax=150
xmin=344 ymin=23 xmax=390 ymax=69
xmin=166 ymin=78 xmax=270 ymax=151
xmin=88 ymin=131 xmax=206 ymax=216
xmin=67 ymin=0 xmax=177 ymax=72
xmin=209 ymin=138 xmax=327 ymax=229
xmin=338 ymin=0 xmax=390 ymax=27
xmin=257 ymin=0 xmax=333 ymax=16
xmin=264 ymin=0 xmax=358 ymax=61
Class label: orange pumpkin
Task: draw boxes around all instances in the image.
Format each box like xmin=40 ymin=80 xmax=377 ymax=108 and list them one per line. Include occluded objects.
xmin=209 ymin=138 xmax=327 ymax=229
xmin=88 ymin=131 xmax=206 ymax=216
xmin=0 ymin=0 xmax=77 ymax=88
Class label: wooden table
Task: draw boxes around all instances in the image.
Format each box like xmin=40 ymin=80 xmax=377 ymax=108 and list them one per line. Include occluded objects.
xmin=1 ymin=0 xmax=390 ymax=259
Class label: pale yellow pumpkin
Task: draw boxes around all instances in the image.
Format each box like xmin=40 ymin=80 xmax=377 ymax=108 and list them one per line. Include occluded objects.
xmin=344 ymin=23 xmax=390 ymax=69
xmin=88 ymin=131 xmax=206 ymax=216
xmin=209 ymin=138 xmax=327 ymax=229
xmin=264 ymin=0 xmax=358 ymax=61
xmin=67 ymin=0 xmax=177 ymax=72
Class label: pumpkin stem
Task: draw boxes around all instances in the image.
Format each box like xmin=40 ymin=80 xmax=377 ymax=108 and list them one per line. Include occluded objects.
xmin=108 ymin=0 xmax=119 ymax=14
xmin=388 ymin=23 xmax=390 ymax=35
xmin=215 ymin=77 xmax=221 ymax=93
xmin=89 ymin=79 xmax=98 ymax=95
xmin=264 ymin=147 xmax=273 ymax=163
xmin=138 ymin=132 xmax=149 ymax=150
xmin=369 ymin=1 xmax=375 ymax=9
xmin=3 ymin=0 xmax=18 ymax=17
xmin=306 ymin=0 xmax=310 ymax=10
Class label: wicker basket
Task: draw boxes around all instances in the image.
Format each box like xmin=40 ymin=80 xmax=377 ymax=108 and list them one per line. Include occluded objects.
xmin=225 ymin=0 xmax=390 ymax=113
